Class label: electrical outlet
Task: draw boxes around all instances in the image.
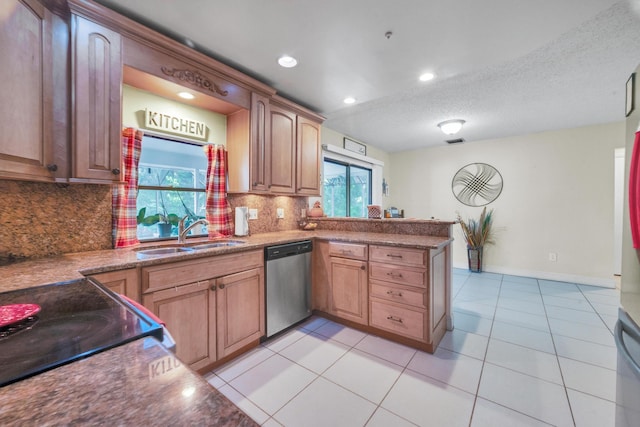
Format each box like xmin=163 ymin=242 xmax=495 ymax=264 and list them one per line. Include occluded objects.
xmin=548 ymin=252 xmax=557 ymax=262
xmin=276 ymin=208 xmax=285 ymax=219
xmin=248 ymin=208 xmax=258 ymax=220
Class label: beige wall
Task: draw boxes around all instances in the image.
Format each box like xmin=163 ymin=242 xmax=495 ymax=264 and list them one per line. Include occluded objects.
xmin=122 ymin=85 xmax=227 ymax=144
xmin=388 ymin=122 xmax=625 ymax=286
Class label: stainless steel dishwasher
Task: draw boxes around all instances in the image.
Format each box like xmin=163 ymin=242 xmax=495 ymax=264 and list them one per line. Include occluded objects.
xmin=265 ymin=240 xmax=312 ymax=338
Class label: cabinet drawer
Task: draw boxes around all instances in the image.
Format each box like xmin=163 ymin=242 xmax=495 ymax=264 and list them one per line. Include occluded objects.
xmin=370 ymin=245 xmax=426 ymax=268
xmin=370 ymin=299 xmax=425 ymax=341
xmin=370 ymin=280 xmax=426 ymax=309
xmin=328 ymin=242 xmax=368 ymax=260
xmin=142 ymin=250 xmax=263 ymax=293
xmin=369 ymin=262 xmax=426 ymax=288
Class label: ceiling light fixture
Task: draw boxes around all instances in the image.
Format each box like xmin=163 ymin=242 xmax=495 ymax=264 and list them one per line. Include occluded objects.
xmin=419 ymin=72 xmax=435 ymax=82
xmin=278 ymin=55 xmax=298 ymax=68
xmin=177 ymin=91 xmax=195 ymax=100
xmin=343 ymin=97 xmax=356 ymax=104
xmin=438 ymin=119 xmax=466 ymax=135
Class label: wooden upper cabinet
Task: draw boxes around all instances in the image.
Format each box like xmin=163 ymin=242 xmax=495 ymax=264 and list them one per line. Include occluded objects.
xmin=71 ymin=15 xmax=122 ymax=183
xmin=250 ymin=93 xmax=271 ymax=192
xmin=268 ymin=104 xmax=296 ymax=194
xmin=296 ymin=117 xmax=321 ymax=195
xmin=0 ymin=0 xmax=61 ymax=182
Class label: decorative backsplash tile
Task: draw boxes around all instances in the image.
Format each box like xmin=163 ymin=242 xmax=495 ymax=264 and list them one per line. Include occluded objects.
xmin=0 ymin=179 xmax=308 ymax=263
xmin=228 ymin=194 xmax=307 ymax=235
xmin=0 ymin=180 xmax=112 ymax=263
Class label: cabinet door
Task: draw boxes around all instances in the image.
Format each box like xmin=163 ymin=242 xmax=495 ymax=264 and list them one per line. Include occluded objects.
xmin=250 ymin=92 xmax=271 ymax=192
xmin=217 ymin=267 xmax=265 ymax=358
xmin=0 ymin=0 xmax=56 ymax=182
xmin=90 ymin=268 xmax=139 ymax=302
xmin=143 ymin=281 xmax=216 ymax=370
xmin=72 ymin=15 xmax=122 ymax=182
xmin=268 ymin=104 xmax=296 ymax=194
xmin=330 ymin=257 xmax=368 ymax=325
xmin=296 ymin=117 xmax=321 ymax=195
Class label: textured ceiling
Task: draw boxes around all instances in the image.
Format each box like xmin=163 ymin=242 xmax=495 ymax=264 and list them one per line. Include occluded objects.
xmin=96 ymin=0 xmax=640 ymax=152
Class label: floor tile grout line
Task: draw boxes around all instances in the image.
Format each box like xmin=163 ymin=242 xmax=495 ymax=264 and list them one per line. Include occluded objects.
xmin=537 ymin=277 xmax=578 ymax=427
xmin=467 ymin=271 xmax=504 ymax=427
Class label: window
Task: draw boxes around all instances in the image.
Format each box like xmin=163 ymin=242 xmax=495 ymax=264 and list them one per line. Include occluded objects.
xmin=323 ymin=159 xmax=372 ymax=217
xmin=136 ymin=135 xmax=208 ymax=240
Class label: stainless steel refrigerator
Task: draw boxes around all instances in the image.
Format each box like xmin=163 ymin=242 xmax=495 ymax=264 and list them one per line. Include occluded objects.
xmin=617 ymin=62 xmax=640 ymax=427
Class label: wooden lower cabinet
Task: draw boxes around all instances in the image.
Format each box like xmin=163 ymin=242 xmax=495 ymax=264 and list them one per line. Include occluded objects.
xmin=143 ymin=280 xmax=216 ymax=370
xmin=89 ymin=268 xmax=140 ymax=301
xmin=329 ymin=256 xmax=368 ymax=326
xmin=141 ymin=251 xmax=265 ymax=370
xmin=313 ymin=240 xmax=450 ymax=353
xmin=216 ymin=267 xmax=265 ymax=358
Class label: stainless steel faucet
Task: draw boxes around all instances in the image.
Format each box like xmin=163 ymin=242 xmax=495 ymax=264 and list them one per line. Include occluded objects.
xmin=178 ymin=215 xmax=209 ymax=244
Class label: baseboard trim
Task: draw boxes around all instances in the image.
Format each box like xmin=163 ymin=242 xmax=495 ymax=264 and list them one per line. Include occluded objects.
xmin=452 ymin=263 xmax=615 ymax=288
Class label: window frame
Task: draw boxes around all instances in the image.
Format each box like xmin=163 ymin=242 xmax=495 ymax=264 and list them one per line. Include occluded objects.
xmin=322 ymin=158 xmax=372 ymax=218
xmin=136 ymin=133 xmax=209 ymax=242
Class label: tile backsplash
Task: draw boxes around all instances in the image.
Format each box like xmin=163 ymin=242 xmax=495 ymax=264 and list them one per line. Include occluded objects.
xmin=0 ymin=180 xmax=112 ymax=263
xmin=0 ymin=179 xmax=307 ymax=263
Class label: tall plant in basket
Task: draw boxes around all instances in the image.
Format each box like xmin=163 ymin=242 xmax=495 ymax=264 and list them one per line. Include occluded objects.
xmin=456 ymin=207 xmax=495 ymax=272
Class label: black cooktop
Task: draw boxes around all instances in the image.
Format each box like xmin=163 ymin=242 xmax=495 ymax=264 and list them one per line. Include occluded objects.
xmin=0 ymin=278 xmax=163 ymax=386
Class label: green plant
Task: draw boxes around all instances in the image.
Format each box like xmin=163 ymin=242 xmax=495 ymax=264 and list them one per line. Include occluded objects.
xmin=136 ymin=204 xmax=180 ymax=227
xmin=456 ymin=207 xmax=495 ymax=248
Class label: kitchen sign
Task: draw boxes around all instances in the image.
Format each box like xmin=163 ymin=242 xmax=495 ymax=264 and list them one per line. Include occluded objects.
xmin=144 ymin=108 xmax=208 ymax=140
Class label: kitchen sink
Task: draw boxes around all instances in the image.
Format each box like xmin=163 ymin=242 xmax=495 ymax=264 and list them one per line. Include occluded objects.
xmin=135 ymin=247 xmax=195 ymax=258
xmin=190 ymin=240 xmax=246 ymax=250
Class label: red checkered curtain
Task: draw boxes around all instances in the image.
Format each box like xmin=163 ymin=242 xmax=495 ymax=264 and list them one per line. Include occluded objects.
xmin=204 ymin=144 xmax=233 ymax=238
xmin=112 ymin=128 xmax=143 ymax=248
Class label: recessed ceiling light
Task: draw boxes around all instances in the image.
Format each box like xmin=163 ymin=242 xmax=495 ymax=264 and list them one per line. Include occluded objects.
xmin=278 ymin=55 xmax=298 ymax=68
xmin=343 ymin=97 xmax=356 ymax=104
xmin=419 ymin=72 xmax=435 ymax=82
xmin=178 ymin=92 xmax=195 ymax=100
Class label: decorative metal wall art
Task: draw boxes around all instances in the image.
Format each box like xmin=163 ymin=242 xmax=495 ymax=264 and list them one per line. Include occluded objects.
xmin=452 ymin=163 xmax=503 ymax=207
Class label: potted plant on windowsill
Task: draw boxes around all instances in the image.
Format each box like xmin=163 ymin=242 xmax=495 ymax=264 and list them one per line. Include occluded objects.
xmin=136 ymin=207 xmax=180 ymax=238
xmin=456 ymin=207 xmax=495 ymax=273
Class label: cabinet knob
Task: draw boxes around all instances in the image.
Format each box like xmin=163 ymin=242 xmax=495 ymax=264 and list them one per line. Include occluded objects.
xmin=46 ymin=164 xmax=58 ymax=172
xmin=210 ymin=284 xmax=217 ymax=291
xmin=112 ymin=168 xmax=121 ymax=175
xmin=360 ymin=265 xmax=365 ymax=270
xmin=219 ymin=284 xmax=225 ymax=289
xmin=253 ymin=182 xmax=258 ymax=186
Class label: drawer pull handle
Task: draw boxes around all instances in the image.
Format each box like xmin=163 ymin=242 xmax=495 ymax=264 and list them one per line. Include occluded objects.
xmin=387 ymin=315 xmax=403 ymax=323
xmin=387 ymin=254 xmax=403 ymax=258
xmin=386 ymin=290 xmax=403 ymax=297
xmin=341 ymin=249 xmax=353 ymax=254
xmin=386 ymin=272 xmax=403 ymax=278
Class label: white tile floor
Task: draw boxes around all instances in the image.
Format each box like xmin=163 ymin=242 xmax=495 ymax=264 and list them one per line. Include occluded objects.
xmin=205 ymin=269 xmax=619 ymax=426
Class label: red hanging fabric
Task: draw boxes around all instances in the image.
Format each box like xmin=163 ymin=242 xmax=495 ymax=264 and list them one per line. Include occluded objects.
xmin=204 ymin=144 xmax=233 ymax=238
xmin=112 ymin=128 xmax=143 ymax=248
xmin=629 ymin=131 xmax=640 ymax=248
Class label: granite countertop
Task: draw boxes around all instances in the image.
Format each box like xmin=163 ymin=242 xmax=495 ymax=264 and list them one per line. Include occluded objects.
xmin=0 ymin=337 xmax=257 ymax=426
xmin=0 ymin=228 xmax=452 ymax=425
xmin=0 ymin=230 xmax=452 ymax=292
